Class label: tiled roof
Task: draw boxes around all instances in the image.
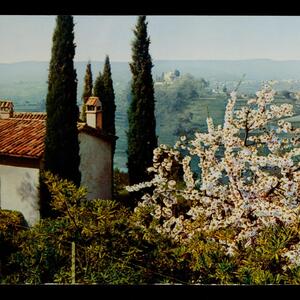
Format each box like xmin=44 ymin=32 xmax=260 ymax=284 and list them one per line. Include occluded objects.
xmin=77 ymin=122 xmax=116 ymax=142
xmin=12 ymin=112 xmax=47 ymax=121
xmin=0 ymin=118 xmax=45 ymax=159
xmin=0 ymin=115 xmax=115 ymax=160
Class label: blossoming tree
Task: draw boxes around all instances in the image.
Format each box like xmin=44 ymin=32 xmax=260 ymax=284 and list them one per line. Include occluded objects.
xmin=127 ymin=83 xmax=300 ymax=269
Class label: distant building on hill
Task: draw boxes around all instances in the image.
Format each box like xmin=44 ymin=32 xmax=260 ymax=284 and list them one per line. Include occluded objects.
xmin=0 ymin=98 xmax=115 ymax=226
xmin=155 ymin=69 xmax=181 ymax=85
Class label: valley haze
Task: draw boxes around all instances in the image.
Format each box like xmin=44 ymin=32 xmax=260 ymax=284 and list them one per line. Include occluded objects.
xmin=3 ymin=59 xmax=300 ymax=83
xmin=2 ymin=59 xmax=300 ymax=171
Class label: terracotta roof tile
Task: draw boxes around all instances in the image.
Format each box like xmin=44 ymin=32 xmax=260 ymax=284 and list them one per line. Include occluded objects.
xmin=86 ymin=97 xmax=101 ymax=107
xmin=0 ymin=118 xmax=45 ymax=159
xmin=77 ymin=122 xmax=116 ymax=142
xmin=0 ymin=116 xmax=115 ymax=159
xmin=12 ymin=112 xmax=47 ymax=121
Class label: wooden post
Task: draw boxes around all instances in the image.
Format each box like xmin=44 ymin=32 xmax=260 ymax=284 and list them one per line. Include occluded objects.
xmin=71 ymin=241 xmax=75 ymax=284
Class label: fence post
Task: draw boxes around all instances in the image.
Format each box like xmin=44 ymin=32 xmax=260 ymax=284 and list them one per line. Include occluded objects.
xmin=72 ymin=241 xmax=75 ymax=284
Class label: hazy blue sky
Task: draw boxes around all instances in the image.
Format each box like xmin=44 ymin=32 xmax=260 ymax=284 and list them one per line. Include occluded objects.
xmin=1 ymin=15 xmax=300 ymax=63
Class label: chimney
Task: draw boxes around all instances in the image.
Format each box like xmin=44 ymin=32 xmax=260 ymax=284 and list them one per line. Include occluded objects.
xmin=0 ymin=100 xmax=14 ymax=119
xmin=85 ymin=97 xmax=102 ymax=129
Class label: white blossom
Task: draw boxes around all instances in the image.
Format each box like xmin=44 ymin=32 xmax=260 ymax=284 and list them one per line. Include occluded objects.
xmin=128 ymin=83 xmax=300 ymax=257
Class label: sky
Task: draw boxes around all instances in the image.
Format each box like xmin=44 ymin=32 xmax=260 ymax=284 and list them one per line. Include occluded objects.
xmin=1 ymin=15 xmax=300 ymax=63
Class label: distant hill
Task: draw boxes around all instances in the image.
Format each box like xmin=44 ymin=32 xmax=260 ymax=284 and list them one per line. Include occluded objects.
xmin=2 ymin=58 xmax=300 ymax=106
xmin=153 ymin=59 xmax=300 ymax=81
xmin=2 ymin=59 xmax=300 ymax=106
xmin=0 ymin=61 xmax=132 ymax=89
xmin=2 ymin=59 xmax=300 ymax=86
xmin=1 ymin=59 xmax=300 ymax=171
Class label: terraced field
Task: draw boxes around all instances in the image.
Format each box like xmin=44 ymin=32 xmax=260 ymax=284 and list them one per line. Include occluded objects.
xmin=114 ymin=93 xmax=300 ymax=171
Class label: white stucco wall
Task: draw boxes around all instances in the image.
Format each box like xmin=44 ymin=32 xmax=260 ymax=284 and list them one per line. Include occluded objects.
xmin=86 ymin=112 xmax=96 ymax=129
xmin=0 ymin=164 xmax=40 ymax=226
xmin=0 ymin=134 xmax=112 ymax=227
xmin=79 ymin=133 xmax=112 ymax=200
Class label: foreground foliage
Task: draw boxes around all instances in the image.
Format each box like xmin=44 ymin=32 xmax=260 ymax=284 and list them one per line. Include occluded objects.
xmin=2 ymin=172 xmax=300 ymax=283
xmin=4 ymin=173 xmax=142 ymax=283
xmin=0 ymin=210 xmax=27 ymax=279
xmin=2 ymin=173 xmax=180 ymax=284
xmin=3 ymin=84 xmax=300 ymax=284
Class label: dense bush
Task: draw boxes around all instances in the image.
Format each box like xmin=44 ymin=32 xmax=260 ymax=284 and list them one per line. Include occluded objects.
xmin=0 ymin=210 xmax=27 ymax=281
xmin=4 ymin=84 xmax=300 ymax=284
xmin=3 ymin=173 xmax=140 ymax=283
xmin=2 ymin=172 xmax=179 ymax=284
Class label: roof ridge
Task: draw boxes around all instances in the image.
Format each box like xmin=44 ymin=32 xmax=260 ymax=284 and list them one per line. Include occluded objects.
xmin=12 ymin=112 xmax=47 ymax=121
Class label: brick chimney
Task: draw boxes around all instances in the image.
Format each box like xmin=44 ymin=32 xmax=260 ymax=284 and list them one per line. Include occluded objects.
xmin=0 ymin=100 xmax=14 ymax=119
xmin=85 ymin=97 xmax=102 ymax=129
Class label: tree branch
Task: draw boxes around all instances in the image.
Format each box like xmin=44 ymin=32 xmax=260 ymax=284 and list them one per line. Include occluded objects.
xmin=243 ymin=110 xmax=250 ymax=147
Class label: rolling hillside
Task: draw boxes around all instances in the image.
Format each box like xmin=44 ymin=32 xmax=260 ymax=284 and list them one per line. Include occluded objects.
xmin=2 ymin=59 xmax=300 ymax=171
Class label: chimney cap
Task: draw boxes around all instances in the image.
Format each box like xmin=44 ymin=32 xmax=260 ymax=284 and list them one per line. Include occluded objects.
xmin=86 ymin=97 xmax=101 ymax=107
xmin=0 ymin=100 xmax=14 ymax=109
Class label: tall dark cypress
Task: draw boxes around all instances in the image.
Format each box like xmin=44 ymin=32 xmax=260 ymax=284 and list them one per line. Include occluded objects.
xmin=102 ymin=55 xmax=116 ymax=156
xmin=127 ymin=16 xmax=157 ymax=186
xmin=40 ymin=15 xmax=81 ymax=218
xmin=81 ymin=61 xmax=93 ymax=122
xmin=93 ymin=71 xmax=104 ymax=99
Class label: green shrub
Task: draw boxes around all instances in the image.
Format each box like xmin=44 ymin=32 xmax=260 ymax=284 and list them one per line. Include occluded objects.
xmin=0 ymin=209 xmax=27 ymax=282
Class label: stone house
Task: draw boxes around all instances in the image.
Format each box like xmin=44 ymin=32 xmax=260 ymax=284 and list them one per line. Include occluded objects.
xmin=0 ymin=97 xmax=114 ymax=226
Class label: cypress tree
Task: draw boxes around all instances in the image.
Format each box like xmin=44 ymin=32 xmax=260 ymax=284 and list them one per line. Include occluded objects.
xmin=81 ymin=61 xmax=93 ymax=122
xmin=127 ymin=16 xmax=157 ymax=186
xmin=93 ymin=71 xmax=104 ymax=99
xmin=40 ymin=15 xmax=81 ymax=218
xmin=101 ymin=55 xmax=116 ymax=157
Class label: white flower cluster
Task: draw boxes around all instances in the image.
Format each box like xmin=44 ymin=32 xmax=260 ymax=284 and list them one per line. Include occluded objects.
xmin=282 ymin=243 xmax=300 ymax=269
xmin=127 ymin=84 xmax=300 ymax=266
